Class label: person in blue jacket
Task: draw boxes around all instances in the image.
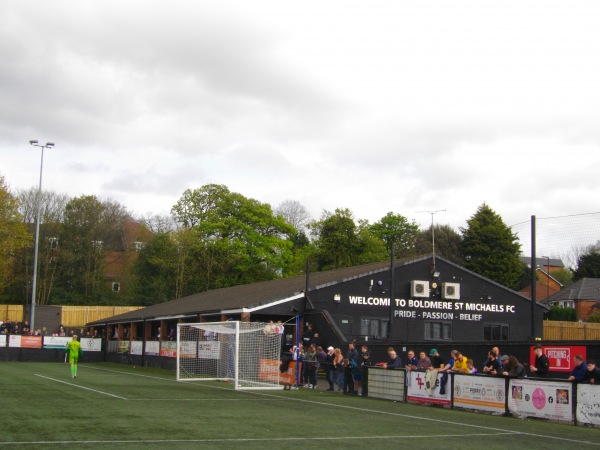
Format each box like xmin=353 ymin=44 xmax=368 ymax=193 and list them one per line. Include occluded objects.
xmin=568 ymin=354 xmax=588 ymax=381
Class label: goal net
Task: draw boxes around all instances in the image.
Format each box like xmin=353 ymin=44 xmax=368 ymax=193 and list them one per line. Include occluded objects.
xmin=176 ymin=321 xmax=284 ymax=390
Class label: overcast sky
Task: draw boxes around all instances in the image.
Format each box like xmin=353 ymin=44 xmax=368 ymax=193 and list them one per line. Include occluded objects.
xmin=1 ymin=1 xmax=599 ymax=258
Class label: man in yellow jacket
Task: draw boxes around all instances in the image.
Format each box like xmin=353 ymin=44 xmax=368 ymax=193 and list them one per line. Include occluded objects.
xmin=452 ymin=350 xmax=469 ymax=374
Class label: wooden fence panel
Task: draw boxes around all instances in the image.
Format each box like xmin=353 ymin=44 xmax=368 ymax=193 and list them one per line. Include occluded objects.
xmin=0 ymin=305 xmax=24 ymax=322
xmin=60 ymin=306 xmax=143 ymax=327
xmin=543 ymin=320 xmax=600 ymax=340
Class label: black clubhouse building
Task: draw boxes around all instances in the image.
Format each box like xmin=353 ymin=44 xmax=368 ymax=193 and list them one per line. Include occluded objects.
xmin=89 ymin=255 xmax=547 ymax=359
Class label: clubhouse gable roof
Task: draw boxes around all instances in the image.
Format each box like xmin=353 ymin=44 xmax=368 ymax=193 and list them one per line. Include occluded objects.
xmin=89 ymin=258 xmax=407 ymax=326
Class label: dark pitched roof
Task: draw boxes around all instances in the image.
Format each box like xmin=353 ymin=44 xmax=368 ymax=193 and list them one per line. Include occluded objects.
xmin=520 ymin=256 xmax=565 ymax=269
xmin=91 ymin=253 xmax=544 ymax=325
xmin=545 ymin=277 xmax=600 ymax=303
xmin=89 ymin=258 xmax=408 ymax=325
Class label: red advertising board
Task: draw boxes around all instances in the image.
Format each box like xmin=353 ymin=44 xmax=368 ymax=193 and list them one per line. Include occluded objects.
xmin=529 ymin=345 xmax=587 ymax=373
xmin=20 ymin=335 xmax=43 ymax=348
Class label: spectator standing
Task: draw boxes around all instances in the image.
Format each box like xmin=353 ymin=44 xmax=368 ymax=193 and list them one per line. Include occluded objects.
xmin=482 ymin=350 xmax=501 ymax=376
xmin=383 ymin=348 xmax=403 ymax=369
xmin=405 ymin=350 xmax=418 ymax=371
xmin=333 ymin=348 xmax=345 ymax=392
xmin=303 ymin=344 xmax=318 ymax=389
xmin=483 ymin=346 xmax=500 ymax=368
xmin=502 ymin=356 xmax=526 ymax=378
xmin=440 ymin=350 xmax=457 ymax=372
xmin=467 ymin=359 xmax=478 ymax=374
xmin=499 ymin=355 xmax=510 ymax=374
xmin=302 ymin=323 xmax=316 ymax=348
xmin=360 ymin=350 xmax=374 ymax=396
xmin=429 ymin=348 xmax=444 ymax=370
xmin=345 ymin=343 xmax=359 ymax=393
xmin=416 ymin=351 xmax=432 ymax=370
xmin=584 ymin=360 xmax=600 ymax=384
xmin=325 ymin=346 xmax=336 ymax=391
xmin=530 ymin=345 xmax=549 ymax=378
xmin=452 ymin=351 xmax=469 ymax=374
xmin=568 ymin=355 xmax=588 ymax=381
xmin=347 ymin=342 xmax=359 ymax=363
xmin=349 ymin=357 xmax=361 ymax=395
xmin=361 ymin=345 xmax=369 ymax=358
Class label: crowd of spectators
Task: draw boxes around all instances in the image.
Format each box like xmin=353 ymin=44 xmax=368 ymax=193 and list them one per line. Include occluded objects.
xmin=284 ymin=325 xmax=600 ymax=394
xmin=0 ymin=320 xmax=102 ymax=339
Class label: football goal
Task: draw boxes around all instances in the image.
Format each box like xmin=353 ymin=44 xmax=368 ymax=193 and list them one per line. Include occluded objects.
xmin=176 ymin=321 xmax=284 ymax=390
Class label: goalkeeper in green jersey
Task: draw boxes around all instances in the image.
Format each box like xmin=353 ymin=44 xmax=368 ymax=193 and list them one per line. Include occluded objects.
xmin=66 ymin=335 xmax=82 ymax=379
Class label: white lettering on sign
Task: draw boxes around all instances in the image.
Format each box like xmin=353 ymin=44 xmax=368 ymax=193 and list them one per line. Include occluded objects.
xmin=348 ymin=296 xmax=390 ymax=306
xmin=460 ymin=314 xmax=482 ymax=321
xmin=547 ymin=350 xmax=568 ymax=359
xmin=408 ymin=299 xmax=453 ymax=310
xmin=394 ymin=310 xmax=416 ymax=318
xmin=344 ymin=292 xmax=517 ymax=322
xmin=423 ymin=311 xmax=454 ymax=320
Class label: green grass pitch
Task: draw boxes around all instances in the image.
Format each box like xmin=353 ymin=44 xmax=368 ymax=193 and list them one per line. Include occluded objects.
xmin=0 ymin=362 xmax=598 ymax=449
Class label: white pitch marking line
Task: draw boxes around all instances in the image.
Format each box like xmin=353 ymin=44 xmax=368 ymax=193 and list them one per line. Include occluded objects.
xmin=0 ymin=432 xmax=520 ymax=446
xmin=33 ymin=374 xmax=127 ymax=400
xmin=73 ymin=367 xmax=600 ymax=447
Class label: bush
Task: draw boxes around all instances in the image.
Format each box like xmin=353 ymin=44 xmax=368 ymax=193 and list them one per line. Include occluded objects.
xmin=548 ymin=306 xmax=577 ymax=321
xmin=586 ymin=311 xmax=600 ymax=323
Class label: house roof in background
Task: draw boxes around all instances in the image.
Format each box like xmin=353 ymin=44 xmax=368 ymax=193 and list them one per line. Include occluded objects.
xmin=545 ymin=277 xmax=600 ymax=302
xmin=520 ymin=256 xmax=565 ymax=268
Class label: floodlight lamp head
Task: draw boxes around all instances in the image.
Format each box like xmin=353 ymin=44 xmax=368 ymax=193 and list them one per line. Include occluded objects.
xmin=46 ymin=142 xmax=55 ymax=147
xmin=29 ymin=140 xmax=39 ymax=145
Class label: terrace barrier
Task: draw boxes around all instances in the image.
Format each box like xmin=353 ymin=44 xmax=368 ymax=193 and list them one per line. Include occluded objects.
xmin=366 ymin=367 xmax=599 ymax=428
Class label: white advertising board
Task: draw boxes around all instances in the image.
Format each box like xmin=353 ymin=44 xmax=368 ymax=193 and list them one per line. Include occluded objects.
xmin=0 ymin=334 xmax=6 ymax=347
xmin=130 ymin=340 xmax=143 ymax=355
xmin=43 ymin=336 xmax=71 ymax=348
xmin=453 ymin=374 xmax=506 ymax=414
xmin=198 ymin=341 xmax=220 ymax=359
xmin=80 ymin=338 xmax=102 ymax=352
xmin=179 ymin=341 xmax=198 ymax=358
xmin=508 ymin=379 xmax=573 ymax=422
xmin=406 ymin=370 xmax=451 ymax=406
xmin=576 ymin=384 xmax=600 ymax=426
xmin=144 ymin=341 xmax=160 ymax=355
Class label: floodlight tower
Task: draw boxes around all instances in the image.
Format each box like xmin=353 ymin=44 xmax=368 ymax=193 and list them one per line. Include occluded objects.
xmin=28 ymin=140 xmax=54 ymax=333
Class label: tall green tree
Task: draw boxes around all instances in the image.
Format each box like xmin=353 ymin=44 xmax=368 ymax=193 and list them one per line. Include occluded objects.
xmin=573 ymin=244 xmax=600 ymax=280
xmin=308 ymin=208 xmax=361 ymax=270
xmin=415 ymin=224 xmax=463 ymax=264
xmin=460 ymin=203 xmax=522 ymax=289
xmin=55 ymin=195 xmax=131 ymax=305
xmin=370 ymin=212 xmax=420 ymax=258
xmin=131 ymin=232 xmax=179 ymax=304
xmin=169 ymin=184 xmax=295 ymax=294
xmin=0 ymin=176 xmax=31 ymax=302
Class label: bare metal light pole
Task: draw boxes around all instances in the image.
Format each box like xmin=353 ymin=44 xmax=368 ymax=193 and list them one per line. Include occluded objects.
xmin=417 ymin=209 xmax=446 ymax=272
xmin=29 ymin=140 xmax=54 ymax=333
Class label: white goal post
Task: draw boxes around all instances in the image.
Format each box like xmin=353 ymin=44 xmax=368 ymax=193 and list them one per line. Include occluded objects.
xmin=176 ymin=321 xmax=284 ymax=390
